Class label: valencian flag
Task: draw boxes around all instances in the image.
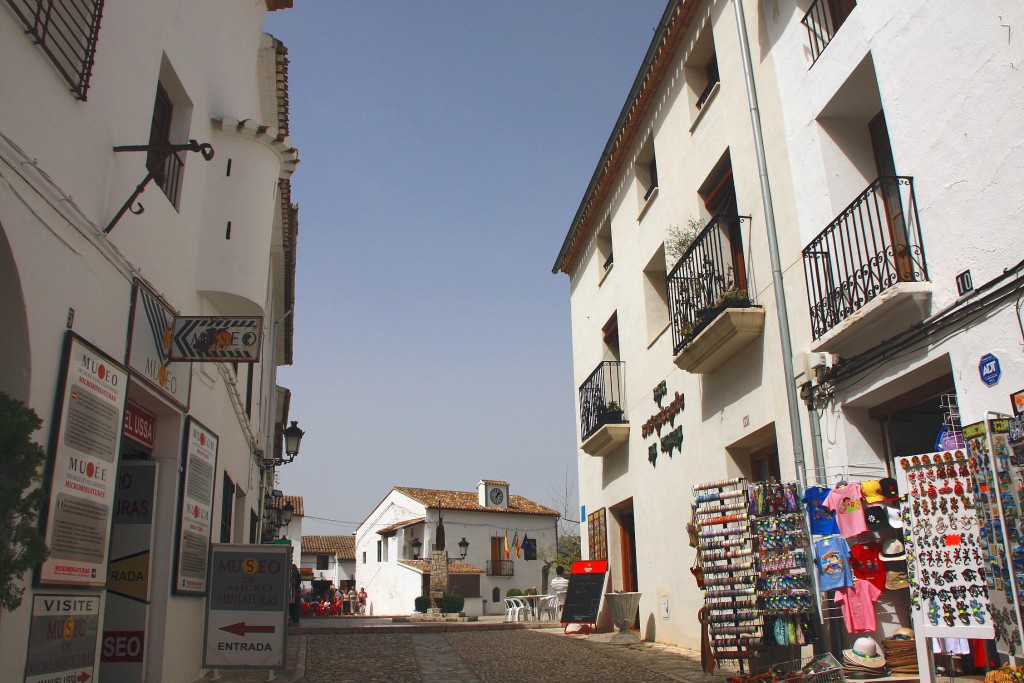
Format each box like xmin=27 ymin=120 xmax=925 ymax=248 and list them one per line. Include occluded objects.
xmin=504 ymin=531 xmax=510 ymax=559
xmin=513 ymin=530 xmax=520 ymax=559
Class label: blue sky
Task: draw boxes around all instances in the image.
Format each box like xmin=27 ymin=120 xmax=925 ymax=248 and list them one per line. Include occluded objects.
xmin=266 ymin=2 xmax=667 ymax=536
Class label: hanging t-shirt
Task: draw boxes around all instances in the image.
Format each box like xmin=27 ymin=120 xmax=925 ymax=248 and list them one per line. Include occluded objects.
xmin=823 ymin=483 xmax=869 ymax=538
xmin=834 ymin=580 xmax=882 ymax=633
xmin=849 ymin=542 xmax=886 ymax=591
xmin=814 ymin=536 xmax=853 ymax=591
xmin=803 ymin=485 xmax=840 ymax=536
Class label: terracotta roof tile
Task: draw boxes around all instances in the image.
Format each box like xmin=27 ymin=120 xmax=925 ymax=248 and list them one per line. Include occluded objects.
xmin=479 ymin=479 xmax=509 ymax=486
xmin=377 ymin=517 xmax=425 ymax=536
xmin=301 ymin=535 xmax=355 ymax=560
xmin=268 ymin=495 xmax=303 ymax=516
xmin=394 ymin=487 xmax=557 ymax=516
xmin=265 ymin=0 xmax=293 ymax=10
xmin=398 ymin=560 xmax=485 ymax=574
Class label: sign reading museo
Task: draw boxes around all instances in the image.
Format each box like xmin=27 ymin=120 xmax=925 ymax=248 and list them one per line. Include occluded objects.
xmin=203 ymin=545 xmax=289 ymax=670
xmin=39 ymin=332 xmax=128 ymax=587
xmin=174 ymin=417 xmax=219 ymax=595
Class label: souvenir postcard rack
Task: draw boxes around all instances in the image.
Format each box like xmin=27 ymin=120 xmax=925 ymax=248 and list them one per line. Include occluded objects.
xmin=694 ymin=477 xmax=760 ymax=668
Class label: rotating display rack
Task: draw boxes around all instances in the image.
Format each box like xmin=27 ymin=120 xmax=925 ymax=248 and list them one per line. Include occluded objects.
xmin=693 ymin=477 xmax=759 ymax=668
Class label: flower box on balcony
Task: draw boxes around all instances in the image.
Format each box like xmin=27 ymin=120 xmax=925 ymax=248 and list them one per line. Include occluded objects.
xmin=674 ymin=307 xmax=765 ymax=374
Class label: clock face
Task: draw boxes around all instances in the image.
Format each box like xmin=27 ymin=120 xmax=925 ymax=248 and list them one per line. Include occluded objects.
xmin=489 ymin=487 xmax=504 ymax=505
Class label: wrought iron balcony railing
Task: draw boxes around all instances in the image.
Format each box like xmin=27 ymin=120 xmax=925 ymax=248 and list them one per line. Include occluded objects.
xmin=667 ymin=215 xmax=753 ymax=356
xmin=802 ymin=176 xmax=927 ymax=340
xmin=579 ymin=361 xmax=626 ymax=443
xmin=801 ymin=0 xmax=856 ymax=64
xmin=486 ymin=560 xmax=514 ymax=577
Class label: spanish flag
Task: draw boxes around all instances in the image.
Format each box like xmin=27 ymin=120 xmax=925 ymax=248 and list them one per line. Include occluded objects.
xmin=504 ymin=531 xmax=510 ymax=559
xmin=513 ymin=530 xmax=520 ymax=559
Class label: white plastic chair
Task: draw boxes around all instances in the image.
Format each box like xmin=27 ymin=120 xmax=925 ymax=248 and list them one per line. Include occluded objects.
xmin=504 ymin=597 xmax=526 ymax=623
xmin=511 ymin=596 xmax=532 ymax=621
xmin=538 ymin=595 xmax=559 ymax=621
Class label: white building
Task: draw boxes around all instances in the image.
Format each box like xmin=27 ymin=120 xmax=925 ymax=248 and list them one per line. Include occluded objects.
xmin=301 ymin=535 xmax=356 ymax=592
xmin=0 ymin=1 xmax=302 ymax=681
xmin=552 ymin=0 xmax=1023 ymax=654
xmin=355 ymin=480 xmax=559 ymax=616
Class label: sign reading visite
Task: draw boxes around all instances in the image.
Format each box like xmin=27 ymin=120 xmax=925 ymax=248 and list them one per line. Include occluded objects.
xmin=24 ymin=594 xmax=100 ymax=683
xmin=203 ymin=545 xmax=289 ymax=670
xmin=39 ymin=332 xmax=128 ymax=587
xmin=174 ymin=418 xmax=219 ymax=595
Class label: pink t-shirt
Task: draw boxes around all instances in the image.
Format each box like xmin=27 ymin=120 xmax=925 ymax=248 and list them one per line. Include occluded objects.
xmin=834 ymin=580 xmax=882 ymax=633
xmin=823 ymin=483 xmax=869 ymax=538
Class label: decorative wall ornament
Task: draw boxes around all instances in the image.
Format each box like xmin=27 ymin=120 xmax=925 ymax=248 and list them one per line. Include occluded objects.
xmin=661 ymin=426 xmax=684 ymax=457
xmin=653 ymin=380 xmax=668 ymax=407
xmin=642 ymin=391 xmax=685 ymax=438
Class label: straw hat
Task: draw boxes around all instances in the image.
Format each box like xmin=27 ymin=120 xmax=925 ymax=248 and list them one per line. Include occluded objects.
xmin=844 ymin=637 xmax=887 ymax=668
xmin=892 ymin=627 xmax=915 ymax=640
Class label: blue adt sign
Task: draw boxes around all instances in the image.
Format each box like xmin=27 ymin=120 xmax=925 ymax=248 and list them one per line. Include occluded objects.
xmin=980 ymin=353 xmax=1002 ymax=387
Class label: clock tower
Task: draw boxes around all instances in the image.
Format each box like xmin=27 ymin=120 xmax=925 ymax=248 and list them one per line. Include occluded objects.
xmin=477 ymin=479 xmax=509 ymax=509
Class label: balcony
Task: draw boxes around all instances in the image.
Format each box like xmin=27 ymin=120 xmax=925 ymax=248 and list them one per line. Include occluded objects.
xmin=802 ymin=0 xmax=856 ymax=65
xmin=579 ymin=361 xmax=628 ymax=457
xmin=668 ymin=216 xmax=764 ymax=374
xmin=803 ymin=176 xmax=930 ymax=352
xmin=486 ymin=560 xmax=514 ymax=577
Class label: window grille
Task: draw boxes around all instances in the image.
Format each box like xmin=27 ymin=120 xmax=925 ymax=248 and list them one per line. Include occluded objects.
xmin=5 ymin=0 xmax=104 ymax=100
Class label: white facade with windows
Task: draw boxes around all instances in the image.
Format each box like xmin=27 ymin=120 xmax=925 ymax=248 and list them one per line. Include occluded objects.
xmin=354 ymin=481 xmax=558 ymax=617
xmin=0 ymin=1 xmax=301 ymax=681
xmin=553 ymin=0 xmax=1023 ymax=652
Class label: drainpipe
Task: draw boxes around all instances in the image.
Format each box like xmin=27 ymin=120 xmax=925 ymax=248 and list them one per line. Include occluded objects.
xmin=732 ymin=0 xmax=830 ymax=633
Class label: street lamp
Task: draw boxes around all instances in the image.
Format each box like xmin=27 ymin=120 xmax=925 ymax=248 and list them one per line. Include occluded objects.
xmin=458 ymin=537 xmax=469 ymax=560
xmin=263 ymin=420 xmax=305 ymax=467
xmin=410 ymin=537 xmax=422 ymax=560
xmin=281 ymin=501 xmax=294 ymax=526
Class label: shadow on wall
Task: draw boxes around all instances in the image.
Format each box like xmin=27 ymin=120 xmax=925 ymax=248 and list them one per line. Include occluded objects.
xmin=699 ymin=333 xmax=765 ymax=420
xmin=645 ymin=611 xmax=657 ymax=642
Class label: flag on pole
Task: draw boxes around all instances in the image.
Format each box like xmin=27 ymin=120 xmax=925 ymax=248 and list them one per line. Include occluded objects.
xmin=513 ymin=530 xmax=520 ymax=559
xmin=504 ymin=531 xmax=510 ymax=559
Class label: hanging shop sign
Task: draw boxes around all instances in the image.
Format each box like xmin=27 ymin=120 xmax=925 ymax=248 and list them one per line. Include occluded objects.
xmin=169 ymin=316 xmax=263 ymax=362
xmin=173 ymin=417 xmax=219 ymax=595
xmin=127 ymin=280 xmax=192 ymax=409
xmin=24 ymin=594 xmax=100 ymax=683
xmin=122 ymin=401 xmax=155 ymax=450
xmin=203 ymin=544 xmax=289 ymax=670
xmin=99 ymin=460 xmax=158 ymax=682
xmin=39 ymin=332 xmax=128 ymax=587
xmin=980 ymin=353 xmax=1002 ymax=387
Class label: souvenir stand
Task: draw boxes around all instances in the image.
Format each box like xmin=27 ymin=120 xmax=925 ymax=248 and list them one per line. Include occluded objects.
xmin=965 ymin=417 xmax=1024 ymax=659
xmin=693 ymin=477 xmax=760 ymax=669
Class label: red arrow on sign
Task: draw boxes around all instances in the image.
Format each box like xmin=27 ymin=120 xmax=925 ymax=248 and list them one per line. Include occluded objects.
xmin=219 ymin=622 xmax=276 ymax=636
xmin=76 ymin=672 xmax=91 ymax=683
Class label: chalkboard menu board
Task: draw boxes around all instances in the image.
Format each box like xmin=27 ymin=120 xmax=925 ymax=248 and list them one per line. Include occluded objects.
xmin=560 ymin=560 xmax=608 ymax=625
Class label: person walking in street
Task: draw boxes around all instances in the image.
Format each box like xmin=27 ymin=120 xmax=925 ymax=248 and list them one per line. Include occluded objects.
xmin=358 ymin=587 xmax=367 ymax=615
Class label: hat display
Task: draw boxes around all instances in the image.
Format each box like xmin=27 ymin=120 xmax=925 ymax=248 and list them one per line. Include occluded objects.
xmin=885 ymin=570 xmax=910 ymax=590
xmin=884 ymin=632 xmax=918 ymax=675
xmin=880 ymin=477 xmax=899 ymax=501
xmin=864 ymin=505 xmax=891 ymax=530
xmin=886 ymin=506 xmax=903 ymax=529
xmin=843 ymin=637 xmax=887 ymax=668
xmin=891 ymin=627 xmax=915 ymax=640
xmin=861 ymin=480 xmax=884 ymax=504
xmin=881 ymin=538 xmax=906 ymax=562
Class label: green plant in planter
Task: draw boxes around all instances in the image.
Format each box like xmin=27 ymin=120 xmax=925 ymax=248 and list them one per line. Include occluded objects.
xmin=716 ymin=288 xmax=750 ymax=309
xmin=604 ymin=401 xmax=621 ymax=413
xmin=677 ymin=322 xmax=697 ymax=339
xmin=506 ymin=588 xmax=524 ymax=597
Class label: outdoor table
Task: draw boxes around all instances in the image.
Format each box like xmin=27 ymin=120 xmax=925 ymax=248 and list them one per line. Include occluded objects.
xmin=520 ymin=594 xmax=556 ymax=621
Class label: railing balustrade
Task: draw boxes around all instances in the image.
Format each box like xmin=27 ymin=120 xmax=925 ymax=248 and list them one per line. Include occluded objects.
xmin=667 ymin=215 xmax=753 ymax=356
xmin=802 ymin=0 xmax=856 ymax=64
xmin=802 ymin=176 xmax=927 ymax=340
xmin=578 ymin=361 xmax=626 ymax=443
xmin=486 ymin=560 xmax=514 ymax=577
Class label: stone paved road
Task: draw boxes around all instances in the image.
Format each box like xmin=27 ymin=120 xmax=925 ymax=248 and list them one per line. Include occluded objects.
xmin=302 ymin=630 xmax=683 ymax=682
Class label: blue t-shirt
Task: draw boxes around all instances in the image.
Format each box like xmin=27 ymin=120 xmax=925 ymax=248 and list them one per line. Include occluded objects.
xmin=814 ymin=536 xmax=853 ymax=591
xmin=803 ymin=485 xmax=841 ymax=536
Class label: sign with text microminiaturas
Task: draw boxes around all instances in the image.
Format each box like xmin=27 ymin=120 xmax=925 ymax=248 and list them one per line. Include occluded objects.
xmin=39 ymin=333 xmax=128 ymax=587
xmin=203 ymin=545 xmax=289 ymax=670
xmin=174 ymin=417 xmax=218 ymax=595
xmin=24 ymin=594 xmax=100 ymax=683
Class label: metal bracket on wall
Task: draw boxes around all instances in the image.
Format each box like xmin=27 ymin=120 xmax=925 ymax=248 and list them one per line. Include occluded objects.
xmin=103 ymin=139 xmax=214 ymax=234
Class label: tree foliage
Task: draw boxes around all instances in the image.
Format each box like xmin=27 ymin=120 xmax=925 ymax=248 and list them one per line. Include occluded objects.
xmin=0 ymin=391 xmax=50 ymax=611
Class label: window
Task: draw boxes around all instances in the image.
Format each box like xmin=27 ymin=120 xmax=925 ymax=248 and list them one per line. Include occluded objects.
xmin=362 ymin=551 xmax=366 ymax=564
xmin=316 ymin=555 xmax=329 ymax=571
xmin=219 ymin=473 xmax=234 ymax=543
xmin=635 ymin=138 xmax=659 ymax=212
xmin=698 ymin=152 xmax=746 ymax=292
xmin=802 ymin=0 xmax=857 ymax=63
xmin=147 ymin=85 xmax=184 ymax=208
xmin=5 ymin=0 xmax=104 ymax=100
xmin=376 ymin=540 xmax=382 ymax=562
xmin=685 ymin=28 xmax=720 ymax=115
xmin=643 ymin=248 xmax=670 ymax=344
xmin=249 ymin=509 xmax=258 ymax=544
xmin=596 ymin=219 xmax=613 ymax=280
xmin=602 ymin=313 xmax=620 ymax=362
xmin=523 ymin=537 xmax=537 ymax=561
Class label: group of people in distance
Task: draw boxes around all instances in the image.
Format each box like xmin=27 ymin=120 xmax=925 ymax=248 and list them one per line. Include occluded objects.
xmin=289 ymin=564 xmax=367 ymax=623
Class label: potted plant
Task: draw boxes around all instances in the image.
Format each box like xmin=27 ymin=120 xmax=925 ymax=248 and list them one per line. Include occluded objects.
xmin=599 ymin=401 xmax=624 ymax=425
xmin=715 ymin=288 xmax=750 ymax=309
xmin=605 ymin=589 xmax=642 ymax=644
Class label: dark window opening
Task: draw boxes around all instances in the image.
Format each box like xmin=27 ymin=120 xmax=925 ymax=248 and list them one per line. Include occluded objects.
xmin=220 ymin=473 xmax=234 ymax=543
xmin=146 ymin=84 xmax=184 ymax=209
xmin=316 ymin=555 xmax=329 ymax=570
xmin=696 ymin=53 xmax=720 ymax=110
